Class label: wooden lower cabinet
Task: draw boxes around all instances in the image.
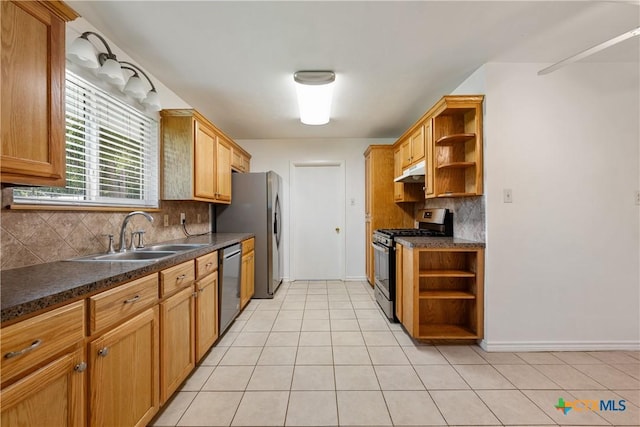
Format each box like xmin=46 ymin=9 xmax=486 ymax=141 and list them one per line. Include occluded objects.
xmin=88 ymin=306 xmax=160 ymax=427
xmin=195 ymin=274 xmax=219 ymax=361
xmin=160 ymin=286 xmax=195 ymax=403
xmin=240 ymin=238 xmax=255 ymax=309
xmin=1 ymin=346 xmax=85 ymax=427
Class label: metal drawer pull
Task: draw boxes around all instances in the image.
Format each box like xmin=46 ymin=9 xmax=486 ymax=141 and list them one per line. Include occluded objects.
xmin=199 ymin=287 xmax=205 ymax=293
xmin=205 ymin=262 xmax=213 ymax=268
xmin=124 ymin=295 xmax=140 ymax=304
xmin=177 ymin=274 xmax=187 ymax=281
xmin=74 ymin=361 xmax=87 ymax=372
xmin=98 ymin=347 xmax=109 ymax=357
xmin=4 ymin=339 xmax=43 ymax=359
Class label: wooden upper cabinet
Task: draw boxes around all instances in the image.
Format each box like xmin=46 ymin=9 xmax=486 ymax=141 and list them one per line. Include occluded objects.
xmin=400 ymin=126 xmax=425 ymax=170
xmin=161 ymin=109 xmax=239 ymax=204
xmin=0 ymin=1 xmax=78 ymax=186
xmin=231 ymin=146 xmax=251 ymax=173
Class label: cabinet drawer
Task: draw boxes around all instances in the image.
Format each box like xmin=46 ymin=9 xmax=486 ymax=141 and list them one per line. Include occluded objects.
xmin=88 ymin=273 xmax=159 ymax=334
xmin=195 ymin=251 xmax=218 ymax=279
xmin=1 ymin=300 xmax=84 ymax=384
xmin=160 ymin=260 xmax=195 ymax=297
xmin=242 ymin=238 xmax=255 ymax=254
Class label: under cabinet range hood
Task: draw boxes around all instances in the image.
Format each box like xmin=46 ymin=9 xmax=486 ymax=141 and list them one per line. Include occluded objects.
xmin=394 ymin=160 xmax=426 ymax=183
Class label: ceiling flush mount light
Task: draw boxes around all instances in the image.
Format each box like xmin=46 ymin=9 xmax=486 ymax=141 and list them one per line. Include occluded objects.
xmin=67 ymin=31 xmax=161 ymax=111
xmin=294 ymin=71 xmax=335 ymax=125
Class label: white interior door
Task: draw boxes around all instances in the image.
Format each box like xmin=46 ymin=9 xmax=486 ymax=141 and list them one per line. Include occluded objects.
xmin=291 ymin=161 xmax=345 ymax=280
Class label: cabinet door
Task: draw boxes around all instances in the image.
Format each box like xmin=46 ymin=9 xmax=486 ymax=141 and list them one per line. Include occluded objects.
xmin=195 ymin=275 xmax=218 ymax=362
xmin=240 ymin=253 xmax=250 ymax=309
xmin=0 ymin=1 xmax=72 ymax=186
xmin=160 ymin=286 xmax=195 ymax=403
xmin=410 ymin=125 xmax=425 ymax=163
xmin=395 ymin=244 xmax=403 ymax=323
xmin=400 ymin=139 xmax=412 ymax=169
xmin=393 ymin=148 xmax=404 ymax=201
xmin=424 ymin=119 xmax=435 ymax=198
xmin=194 ymin=121 xmax=216 ymax=200
xmin=215 ymin=137 xmax=232 ymax=203
xmin=247 ymin=252 xmax=255 ymax=301
xmin=1 ymin=346 xmax=85 ymax=427
xmin=365 ymin=220 xmax=373 ymax=286
xmin=89 ymin=307 xmax=160 ymax=427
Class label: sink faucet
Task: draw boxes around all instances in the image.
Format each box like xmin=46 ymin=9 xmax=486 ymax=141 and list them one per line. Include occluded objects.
xmin=118 ymin=211 xmax=154 ymax=252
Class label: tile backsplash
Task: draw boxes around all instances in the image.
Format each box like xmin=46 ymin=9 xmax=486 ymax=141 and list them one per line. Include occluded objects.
xmin=417 ymin=196 xmax=486 ymax=242
xmin=1 ymin=200 xmax=209 ymax=270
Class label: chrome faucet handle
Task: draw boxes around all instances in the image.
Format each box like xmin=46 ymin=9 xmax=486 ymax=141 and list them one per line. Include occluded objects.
xmin=134 ymin=230 xmax=146 ymax=249
xmin=105 ymin=234 xmax=116 ymax=254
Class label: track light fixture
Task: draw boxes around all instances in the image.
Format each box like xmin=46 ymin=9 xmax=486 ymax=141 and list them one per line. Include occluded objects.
xmin=67 ymin=31 xmax=161 ymax=111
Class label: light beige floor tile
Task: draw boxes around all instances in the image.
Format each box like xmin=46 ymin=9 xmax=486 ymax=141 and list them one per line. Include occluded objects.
xmin=199 ymin=346 xmax=228 ymax=366
xmin=248 ymin=310 xmax=278 ymax=321
xmin=522 ymin=389 xmax=610 ymax=425
xmin=329 ymin=309 xmax=356 ymax=319
xmin=271 ymin=317 xmax=302 ymax=332
xmin=177 ymin=391 xmax=242 ymax=426
xmin=329 ymin=300 xmax=353 ymax=309
xmin=335 ymin=365 xmax=380 ymax=390
xmin=414 ymin=365 xmax=470 ymax=390
xmin=330 ymin=318 xmax=360 ymax=331
xmin=243 ymin=318 xmax=275 ymax=332
xmin=402 ymin=346 xmax=449 ymax=365
xmin=430 ymin=390 xmax=500 ymax=425
xmin=301 ymin=318 xmax=331 ymax=331
xmin=333 ymin=346 xmax=372 ymax=365
xmin=179 ymin=366 xmax=214 ymax=391
xmin=351 ymin=300 xmax=378 ymax=309
xmin=573 ymin=364 xmax=640 ymax=389
xmin=280 ymin=301 xmax=306 ymax=310
xmin=473 ymin=349 xmax=527 ymax=364
xmin=437 ymin=345 xmax=488 ymax=364
xmin=494 ymin=364 xmax=561 ymax=389
xmin=256 ymin=300 xmax=282 ymax=311
xmin=285 ymin=391 xmax=338 ymax=426
xmin=218 ymin=346 xmax=263 ymax=365
xmin=358 ymin=318 xmax=391 ymax=331
xmin=305 ymin=301 xmax=329 ymax=310
xmin=276 ymin=309 xmax=304 ymax=319
xmin=303 ymin=309 xmax=330 ymax=319
xmin=614 ymin=389 xmax=640 ymax=406
xmin=534 ymin=364 xmax=606 ymax=389
xmin=368 ymin=346 xmax=411 ymax=365
xmin=231 ymin=391 xmax=289 ymax=426
xmin=383 ymin=390 xmax=446 ymax=426
xmin=336 ymin=390 xmax=393 ymax=426
xmin=362 ymin=331 xmax=399 ymax=346
xmin=454 ymin=364 xmax=516 ymax=389
xmin=202 ymin=365 xmax=254 ymax=391
xmin=296 ymin=346 xmax=334 ymax=365
xmin=257 ymin=346 xmax=298 ymax=365
xmin=477 ymin=390 xmax=555 ymax=425
xmin=331 ymin=331 xmax=365 ymax=346
xmin=375 ymin=365 xmax=425 ymax=390
xmin=306 ymin=294 xmax=328 ymax=301
xmin=231 ymin=331 xmax=269 ymax=347
xmin=587 ymin=351 xmax=640 ymax=364
xmin=247 ymin=365 xmax=294 ymax=390
xmin=614 ymin=364 xmax=640 ymax=380
xmin=291 ymin=365 xmax=335 ymax=390
xmin=569 ymin=390 xmax=640 ymax=426
xmin=393 ymin=330 xmax=419 ymax=346
xmin=626 ymin=351 xmax=640 ymax=361
xmin=552 ymin=351 xmax=604 ymax=365
xmin=216 ymin=331 xmax=239 ymax=346
xmin=228 ymin=320 xmax=247 ymax=332
xmin=151 ymin=391 xmax=196 ymax=426
xmin=299 ymin=331 xmax=332 ymax=346
xmin=265 ymin=331 xmax=300 ymax=346
xmin=355 ymin=309 xmax=385 ymax=319
xmin=516 ymin=352 xmax=566 ymax=364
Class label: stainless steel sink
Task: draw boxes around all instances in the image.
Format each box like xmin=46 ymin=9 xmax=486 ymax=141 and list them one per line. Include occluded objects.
xmin=139 ymin=243 xmax=210 ymax=252
xmin=68 ymin=250 xmax=177 ymax=262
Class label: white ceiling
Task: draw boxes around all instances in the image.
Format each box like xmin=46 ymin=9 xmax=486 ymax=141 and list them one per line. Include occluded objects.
xmin=67 ymin=1 xmax=639 ymax=140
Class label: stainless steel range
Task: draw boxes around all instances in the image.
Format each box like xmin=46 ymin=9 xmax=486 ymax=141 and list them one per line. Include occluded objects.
xmin=372 ymin=208 xmax=453 ymax=321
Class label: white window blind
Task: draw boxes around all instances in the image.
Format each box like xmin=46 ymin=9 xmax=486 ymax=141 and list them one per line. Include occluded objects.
xmin=13 ymin=70 xmax=159 ymax=208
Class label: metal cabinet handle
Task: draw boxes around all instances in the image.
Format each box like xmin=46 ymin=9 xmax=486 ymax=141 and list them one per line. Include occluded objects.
xmin=205 ymin=262 xmax=213 ymax=268
xmin=4 ymin=339 xmax=43 ymax=359
xmin=123 ymin=295 xmax=140 ymax=304
xmin=74 ymin=361 xmax=87 ymax=372
xmin=198 ymin=287 xmax=205 ymax=293
xmin=98 ymin=347 xmax=109 ymax=357
xmin=177 ymin=274 xmax=187 ymax=281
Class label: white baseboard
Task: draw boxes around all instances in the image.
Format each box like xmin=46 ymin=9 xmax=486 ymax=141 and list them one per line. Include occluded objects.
xmin=345 ymin=276 xmax=367 ymax=282
xmin=480 ymin=339 xmax=640 ymax=352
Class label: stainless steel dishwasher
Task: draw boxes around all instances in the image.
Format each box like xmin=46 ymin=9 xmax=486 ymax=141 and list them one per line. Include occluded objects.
xmin=219 ymin=243 xmax=242 ymax=335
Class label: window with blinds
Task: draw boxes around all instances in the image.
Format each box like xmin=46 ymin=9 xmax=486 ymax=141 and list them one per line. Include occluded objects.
xmin=13 ymin=71 xmax=159 ymax=208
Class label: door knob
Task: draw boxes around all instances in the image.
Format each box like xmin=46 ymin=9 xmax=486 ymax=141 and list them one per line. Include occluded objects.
xmin=335 ymin=227 xmax=340 ymax=233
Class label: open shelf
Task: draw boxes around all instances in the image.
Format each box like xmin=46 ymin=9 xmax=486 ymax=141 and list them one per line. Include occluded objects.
xmin=419 ymin=269 xmax=475 ymax=278
xmin=418 ymin=324 xmax=479 ymax=339
xmin=419 ymin=290 xmax=475 ymax=299
xmin=437 ymin=162 xmax=475 ymax=170
xmin=435 ymin=133 xmax=476 ymax=146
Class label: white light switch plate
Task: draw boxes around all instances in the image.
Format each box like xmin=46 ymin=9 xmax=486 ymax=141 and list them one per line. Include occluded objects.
xmin=503 ymin=188 xmax=513 ymax=203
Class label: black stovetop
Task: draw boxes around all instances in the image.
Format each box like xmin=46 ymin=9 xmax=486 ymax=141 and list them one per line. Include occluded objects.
xmin=374 ymin=228 xmax=444 ymax=238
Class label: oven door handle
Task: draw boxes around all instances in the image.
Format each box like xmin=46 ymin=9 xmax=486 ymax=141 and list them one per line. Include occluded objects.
xmin=372 ymin=242 xmax=390 ymax=254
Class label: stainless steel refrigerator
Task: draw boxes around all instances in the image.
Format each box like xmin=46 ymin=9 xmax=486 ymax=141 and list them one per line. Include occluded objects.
xmin=214 ymin=171 xmax=283 ymax=298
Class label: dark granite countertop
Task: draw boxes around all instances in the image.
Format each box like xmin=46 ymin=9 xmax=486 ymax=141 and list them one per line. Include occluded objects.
xmin=395 ymin=236 xmax=485 ymax=249
xmin=1 ymin=233 xmax=252 ymax=324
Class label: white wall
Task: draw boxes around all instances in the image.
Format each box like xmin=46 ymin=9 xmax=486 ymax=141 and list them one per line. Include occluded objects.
xmin=456 ymin=62 xmax=640 ymax=350
xmin=237 ymin=138 xmax=394 ymax=281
